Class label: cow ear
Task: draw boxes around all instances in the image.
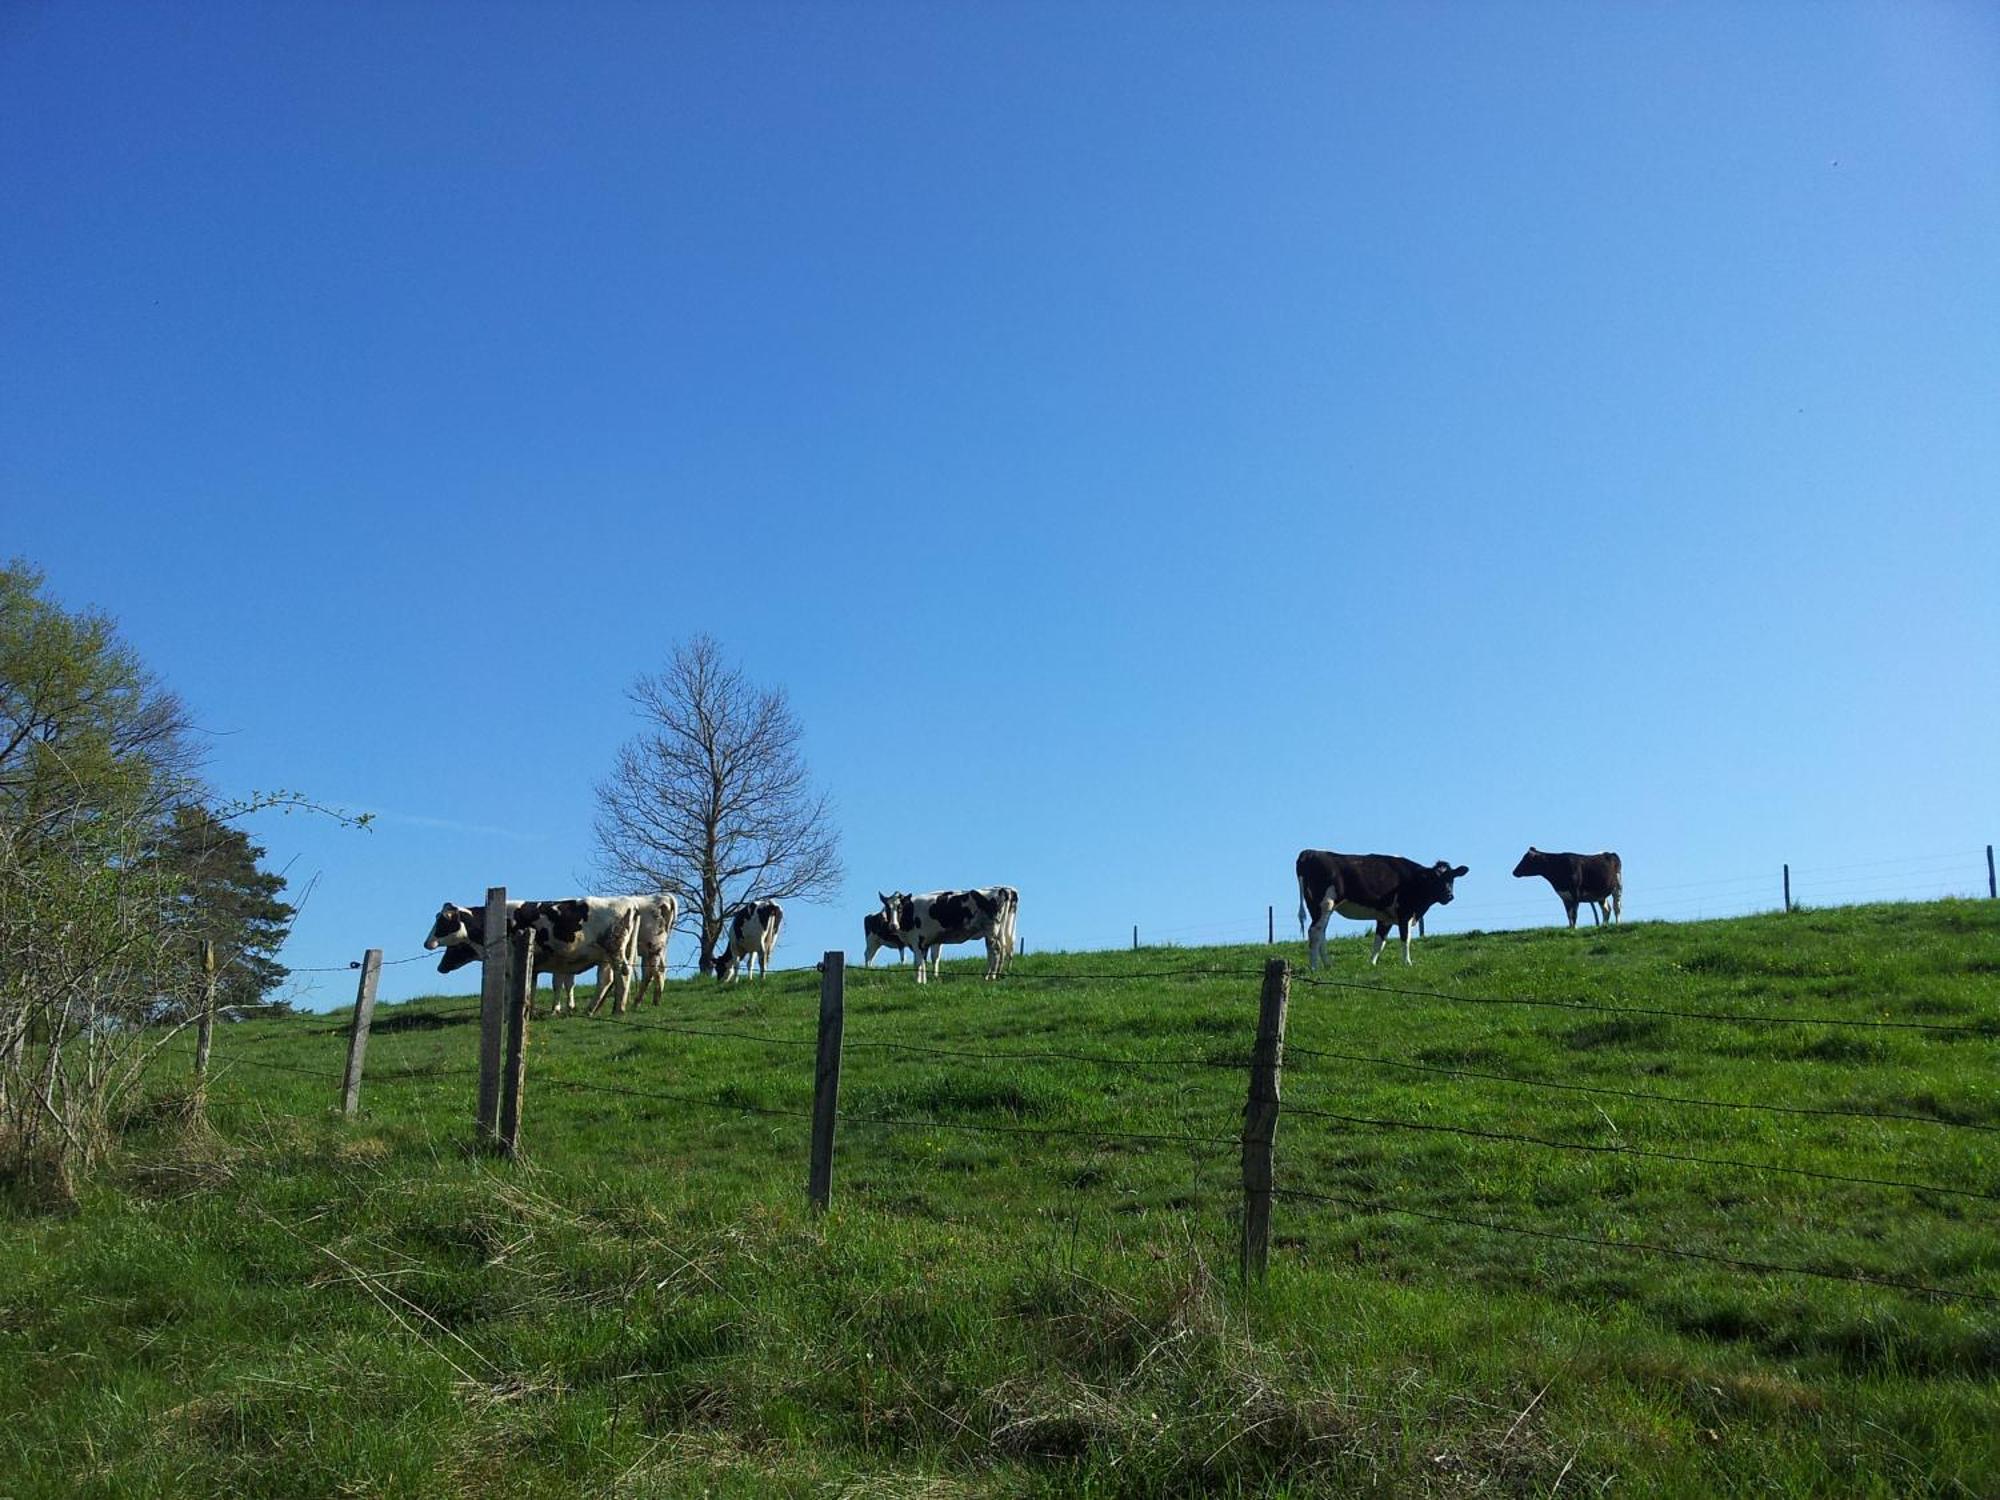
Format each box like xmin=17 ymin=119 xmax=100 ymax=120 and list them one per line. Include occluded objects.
xmin=1453 ymin=865 xmax=1470 ymax=878
xmin=878 ymin=892 xmax=890 ymax=906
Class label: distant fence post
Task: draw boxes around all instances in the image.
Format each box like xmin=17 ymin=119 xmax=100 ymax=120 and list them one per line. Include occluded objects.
xmin=1988 ymin=844 xmax=1995 ymax=900
xmin=193 ymin=939 xmax=217 ymax=1100
xmin=499 ymin=928 xmax=535 ymax=1158
xmin=1783 ymin=864 xmax=1792 ymax=913
xmin=1132 ymin=925 xmax=1139 ymax=951
xmin=808 ymin=951 xmax=845 ymax=1211
xmin=340 ymin=948 xmax=383 ymax=1118
xmin=1240 ymin=957 xmax=1291 ymax=1282
xmin=1268 ymin=905 xmax=1274 ymax=945
xmin=476 ymin=886 xmax=507 ymax=1144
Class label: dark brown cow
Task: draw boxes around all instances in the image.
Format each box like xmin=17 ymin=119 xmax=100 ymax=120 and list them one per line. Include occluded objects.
xmin=1512 ymin=849 xmax=1622 ymax=927
xmin=1295 ymin=850 xmax=1468 ymax=968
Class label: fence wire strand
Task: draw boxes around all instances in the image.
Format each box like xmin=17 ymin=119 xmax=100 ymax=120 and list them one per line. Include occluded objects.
xmin=1272 ymin=1185 xmax=2000 ymax=1308
xmin=1283 ymin=1042 xmax=2000 ymax=1136
xmin=1283 ymin=1103 xmax=2000 ymax=1204
xmin=1292 ymin=973 xmax=1997 ymax=1036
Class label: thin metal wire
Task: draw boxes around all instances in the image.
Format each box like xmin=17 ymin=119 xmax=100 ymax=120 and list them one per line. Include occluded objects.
xmin=1283 ymin=1042 xmax=2000 ymax=1136
xmin=1272 ymin=1185 xmax=2000 ymax=1307
xmin=1283 ymin=1103 xmax=2000 ymax=1204
xmin=1291 ymin=973 xmax=1997 ymax=1036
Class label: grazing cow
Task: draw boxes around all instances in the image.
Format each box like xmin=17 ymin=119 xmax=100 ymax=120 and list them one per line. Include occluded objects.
xmin=1513 ymin=848 xmax=1622 ymax=928
xmin=875 ymin=886 xmax=1017 ymax=983
xmin=1295 ymin=851 xmax=1468 ymax=968
xmin=709 ymin=900 xmax=783 ymax=982
xmin=424 ymin=893 xmax=676 ymax=1015
xmin=862 ymin=911 xmax=909 ymax=965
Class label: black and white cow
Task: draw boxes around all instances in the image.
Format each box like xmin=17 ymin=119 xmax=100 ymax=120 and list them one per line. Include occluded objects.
xmin=424 ymin=893 xmax=677 ymax=1015
xmin=1513 ymin=848 xmax=1622 ymax=928
xmin=1294 ymin=851 xmax=1468 ymax=968
xmin=862 ymin=911 xmax=909 ymax=965
xmin=709 ymin=900 xmax=782 ymax=983
xmin=874 ymin=887 xmax=1018 ymax=983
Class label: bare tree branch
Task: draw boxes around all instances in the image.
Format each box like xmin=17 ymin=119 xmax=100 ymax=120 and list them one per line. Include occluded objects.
xmin=593 ymin=635 xmax=844 ymax=973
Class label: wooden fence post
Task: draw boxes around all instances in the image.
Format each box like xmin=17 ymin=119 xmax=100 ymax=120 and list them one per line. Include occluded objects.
xmin=1783 ymin=864 xmax=1792 ymax=913
xmin=1268 ymin=905 xmax=1274 ymax=945
xmin=1241 ymin=957 xmax=1290 ymax=1283
xmin=499 ymin=928 xmax=535 ymax=1158
xmin=808 ymin=951 xmax=845 ymax=1211
xmin=476 ymin=886 xmax=507 ymax=1143
xmin=341 ymin=949 xmax=383 ymax=1118
xmin=193 ymin=940 xmax=217 ymax=1089
xmin=1987 ymin=844 xmax=1995 ymax=900
xmin=1132 ymin=924 xmax=1139 ymax=951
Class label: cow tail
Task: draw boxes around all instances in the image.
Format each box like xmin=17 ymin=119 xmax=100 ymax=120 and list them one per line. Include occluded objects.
xmin=1297 ymin=873 xmax=1309 ymax=936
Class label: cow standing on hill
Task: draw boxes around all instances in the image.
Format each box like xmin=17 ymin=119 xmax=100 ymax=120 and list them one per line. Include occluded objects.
xmin=709 ymin=901 xmax=783 ymax=982
xmin=1513 ymin=849 xmax=1623 ymax=927
xmin=424 ymin=893 xmax=677 ymax=1015
xmin=1295 ymin=851 xmax=1468 ymax=968
xmin=862 ymin=912 xmax=909 ymax=965
xmin=875 ymin=886 xmax=1018 ymax=983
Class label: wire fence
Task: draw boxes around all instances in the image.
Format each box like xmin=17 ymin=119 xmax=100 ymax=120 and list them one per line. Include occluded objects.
xmin=191 ymin=879 xmax=2000 ymax=1318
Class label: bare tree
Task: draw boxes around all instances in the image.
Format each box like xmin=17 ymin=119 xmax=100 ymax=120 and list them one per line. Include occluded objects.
xmin=593 ymin=635 xmax=843 ymax=973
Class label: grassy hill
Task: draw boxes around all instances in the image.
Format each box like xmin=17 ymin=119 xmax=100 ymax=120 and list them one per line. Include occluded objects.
xmin=3 ymin=901 xmax=1996 ymax=1496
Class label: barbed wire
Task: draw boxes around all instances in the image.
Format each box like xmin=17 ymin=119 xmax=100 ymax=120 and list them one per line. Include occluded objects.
xmin=1290 ymin=973 xmax=1997 ymax=1036
xmin=580 ymin=1009 xmax=1249 ymax=1073
xmin=545 ymin=1075 xmax=1235 ymax=1150
xmin=1282 ymin=1103 xmax=2000 ymax=1204
xmin=1282 ymin=1042 xmax=2000 ymax=1136
xmin=1272 ymin=1185 xmax=2000 ymax=1308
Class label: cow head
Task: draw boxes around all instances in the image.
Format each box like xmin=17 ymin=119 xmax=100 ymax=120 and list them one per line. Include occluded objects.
xmin=423 ymin=902 xmax=478 ymax=952
xmin=1512 ymin=848 xmax=1543 ymax=879
xmin=1430 ymin=862 xmax=1469 ymax=902
xmin=878 ymin=891 xmax=913 ymax=931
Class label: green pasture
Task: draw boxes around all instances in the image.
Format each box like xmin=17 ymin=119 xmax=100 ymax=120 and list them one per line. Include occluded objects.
xmin=2 ymin=901 xmax=1996 ymax=1496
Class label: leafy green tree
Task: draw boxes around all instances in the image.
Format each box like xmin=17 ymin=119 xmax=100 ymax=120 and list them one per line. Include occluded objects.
xmin=148 ymin=805 xmax=296 ymax=1018
xmin=0 ymin=558 xmax=199 ymax=842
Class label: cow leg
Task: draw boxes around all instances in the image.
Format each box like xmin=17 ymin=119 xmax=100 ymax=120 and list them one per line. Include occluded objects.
xmin=984 ymin=936 xmax=1000 ymax=980
xmin=1564 ymin=898 xmax=1579 ymax=929
xmin=1400 ymin=920 xmax=1414 ymax=965
xmin=1306 ymin=911 xmax=1331 ymax=970
xmin=1369 ymin=920 xmax=1391 ymax=965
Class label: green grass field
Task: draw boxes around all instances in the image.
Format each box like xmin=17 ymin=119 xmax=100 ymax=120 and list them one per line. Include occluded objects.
xmin=3 ymin=901 xmax=1996 ymax=1496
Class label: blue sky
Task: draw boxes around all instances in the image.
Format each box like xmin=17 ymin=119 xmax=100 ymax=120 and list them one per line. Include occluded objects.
xmin=4 ymin=2 xmax=1996 ymax=1007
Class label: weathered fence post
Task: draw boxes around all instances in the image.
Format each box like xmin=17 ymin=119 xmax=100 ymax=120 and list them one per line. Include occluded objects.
xmin=1988 ymin=844 xmax=1996 ymax=900
xmin=499 ymin=927 xmax=535 ymax=1158
xmin=1241 ymin=957 xmax=1290 ymax=1282
xmin=341 ymin=948 xmax=383 ymax=1118
xmin=193 ymin=939 xmax=217 ymax=1089
xmin=1783 ymin=864 xmax=1792 ymax=913
xmin=808 ymin=951 xmax=845 ymax=1211
xmin=476 ymin=885 xmax=508 ymax=1144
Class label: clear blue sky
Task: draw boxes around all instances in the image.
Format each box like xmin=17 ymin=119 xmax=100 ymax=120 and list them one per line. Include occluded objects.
xmin=5 ymin=2 xmax=1996 ymax=1007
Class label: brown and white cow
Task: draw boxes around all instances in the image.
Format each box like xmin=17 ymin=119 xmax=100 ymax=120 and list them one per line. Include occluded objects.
xmin=874 ymin=886 xmax=1018 ymax=983
xmin=1295 ymin=851 xmax=1468 ymax=968
xmin=1512 ymin=848 xmax=1622 ymax=927
xmin=708 ymin=900 xmax=782 ymax=982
